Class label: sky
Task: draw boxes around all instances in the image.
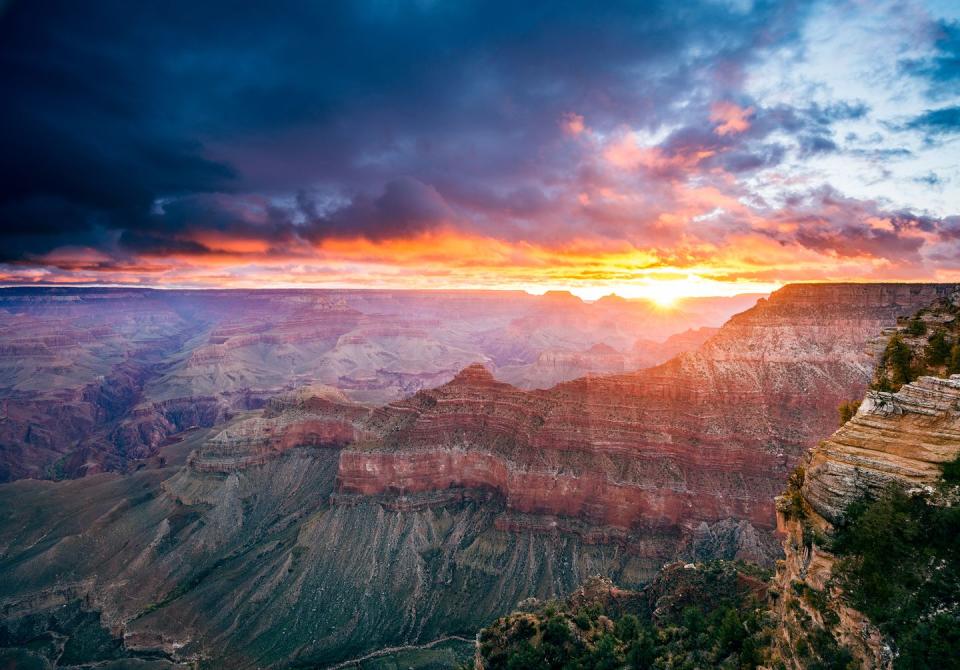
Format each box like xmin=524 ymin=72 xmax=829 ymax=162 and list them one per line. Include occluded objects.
xmin=0 ymin=0 xmax=958 ymax=301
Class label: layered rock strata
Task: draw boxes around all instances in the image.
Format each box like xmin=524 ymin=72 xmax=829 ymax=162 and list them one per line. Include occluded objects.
xmin=772 ymin=373 xmax=960 ymax=669
xmin=206 ymin=283 xmax=960 ymax=550
xmin=0 ymin=287 xmax=758 ymax=481
xmin=4 ymin=283 xmax=960 ymax=667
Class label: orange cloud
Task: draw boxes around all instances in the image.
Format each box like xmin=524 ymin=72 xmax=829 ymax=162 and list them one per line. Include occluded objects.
xmin=603 ymin=132 xmax=714 ymax=172
xmin=561 ymin=112 xmax=586 ymax=136
xmin=710 ymin=101 xmax=753 ymax=136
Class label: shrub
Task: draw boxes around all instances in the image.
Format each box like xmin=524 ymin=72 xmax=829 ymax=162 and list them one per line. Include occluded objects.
xmin=478 ymin=561 xmax=777 ymax=670
xmin=906 ymin=317 xmax=927 ymax=337
xmin=837 ymin=400 xmax=860 ymax=426
xmin=784 ymin=467 xmax=806 ymax=519
xmin=511 ymin=617 xmax=536 ymax=641
xmin=879 ymin=334 xmax=913 ymax=389
xmin=831 ymin=459 xmax=960 ymax=668
xmin=614 ymin=614 xmax=642 ymax=641
xmin=942 ymin=456 xmax=960 ymax=487
xmin=950 ymin=342 xmax=960 ymax=375
xmin=505 ymin=641 xmax=548 ymax=670
xmin=925 ymin=331 xmax=950 ymax=366
xmin=895 ymin=613 xmax=960 ymax=670
xmin=625 ymin=631 xmax=656 ymax=669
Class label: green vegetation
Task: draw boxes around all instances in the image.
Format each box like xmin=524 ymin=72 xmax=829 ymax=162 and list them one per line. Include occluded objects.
xmin=905 ymin=317 xmax=927 ymax=337
xmin=924 ymin=330 xmax=950 ymax=366
xmin=479 ymin=449 xmax=960 ymax=670
xmin=783 ymin=466 xmax=806 ymax=520
xmin=831 ymin=455 xmax=960 ymax=669
xmin=871 ymin=299 xmax=960 ymax=391
xmin=836 ymin=400 xmax=860 ymax=426
xmin=478 ymin=564 xmax=775 ymax=670
xmin=42 ymin=453 xmax=70 ymax=480
xmin=0 ymin=601 xmax=130 ymax=667
xmin=791 ymin=625 xmax=855 ymax=670
xmin=951 ymin=342 xmax=960 ymax=376
xmin=876 ymin=334 xmax=914 ymax=390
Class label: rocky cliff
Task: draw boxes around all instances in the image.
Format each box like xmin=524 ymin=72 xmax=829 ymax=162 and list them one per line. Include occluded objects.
xmin=325 ymin=284 xmax=960 ymax=550
xmin=188 ymin=284 xmax=960 ymax=555
xmin=771 ymin=294 xmax=960 ymax=669
xmin=0 ymin=288 xmax=753 ymax=482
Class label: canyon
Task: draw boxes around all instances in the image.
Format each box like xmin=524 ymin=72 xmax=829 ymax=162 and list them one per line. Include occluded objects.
xmin=0 ymin=288 xmax=758 ymax=482
xmin=0 ymin=283 xmax=958 ymax=668
xmin=473 ymin=293 xmax=960 ymax=669
xmin=215 ymin=282 xmax=960 ymax=541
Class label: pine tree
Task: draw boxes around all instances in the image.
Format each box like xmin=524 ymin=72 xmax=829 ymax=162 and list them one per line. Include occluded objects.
xmin=884 ymin=334 xmax=913 ymax=387
xmin=950 ymin=342 xmax=960 ymax=376
xmin=925 ymin=331 xmax=950 ymax=367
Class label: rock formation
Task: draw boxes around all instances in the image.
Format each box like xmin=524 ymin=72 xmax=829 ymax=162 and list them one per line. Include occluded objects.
xmin=323 ymin=283 xmax=960 ymax=549
xmin=0 ymin=287 xmax=755 ymax=482
xmin=771 ymin=296 xmax=960 ymax=669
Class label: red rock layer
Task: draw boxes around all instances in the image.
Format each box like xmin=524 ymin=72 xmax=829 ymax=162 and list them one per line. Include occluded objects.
xmin=332 ymin=283 xmax=960 ymax=531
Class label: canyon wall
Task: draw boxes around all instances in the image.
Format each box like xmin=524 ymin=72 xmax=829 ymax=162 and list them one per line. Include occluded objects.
xmin=330 ymin=283 xmax=960 ymax=539
xmin=0 ymin=288 xmax=757 ymax=481
xmin=2 ymin=283 xmax=959 ymax=668
xmin=769 ymin=291 xmax=960 ymax=669
xmin=772 ymin=374 xmax=960 ymax=668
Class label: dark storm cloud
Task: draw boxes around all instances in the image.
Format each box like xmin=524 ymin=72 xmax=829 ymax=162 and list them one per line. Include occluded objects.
xmin=302 ymin=177 xmax=454 ymax=242
xmin=114 ymin=193 xmax=301 ymax=256
xmin=0 ymin=0 xmax=815 ymax=258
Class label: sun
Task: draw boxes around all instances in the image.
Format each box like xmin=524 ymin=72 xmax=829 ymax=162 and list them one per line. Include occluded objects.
xmin=566 ymin=276 xmax=781 ymax=306
xmin=650 ymin=293 xmax=679 ymax=308
xmin=645 ymin=280 xmax=699 ymax=308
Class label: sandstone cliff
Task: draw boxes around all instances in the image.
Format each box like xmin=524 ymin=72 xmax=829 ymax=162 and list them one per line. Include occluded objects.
xmin=0 ymin=288 xmax=752 ymax=481
xmin=771 ymin=295 xmax=960 ymax=669
xmin=301 ymin=284 xmax=957 ymax=555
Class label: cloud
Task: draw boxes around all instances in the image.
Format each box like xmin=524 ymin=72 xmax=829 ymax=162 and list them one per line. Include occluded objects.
xmin=710 ymin=102 xmax=754 ymax=136
xmin=561 ymin=113 xmax=586 ymax=136
xmin=899 ymin=18 xmax=960 ymax=95
xmin=303 ymin=177 xmax=454 ymax=242
xmin=904 ymin=106 xmax=960 ymax=136
xmin=0 ymin=0 xmax=957 ymax=293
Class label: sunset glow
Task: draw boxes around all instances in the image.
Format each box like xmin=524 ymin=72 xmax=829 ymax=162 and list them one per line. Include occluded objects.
xmin=0 ymin=1 xmax=958 ymax=298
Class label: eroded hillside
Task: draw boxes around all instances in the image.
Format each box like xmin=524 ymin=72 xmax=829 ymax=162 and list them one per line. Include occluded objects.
xmin=0 ymin=288 xmax=757 ymax=481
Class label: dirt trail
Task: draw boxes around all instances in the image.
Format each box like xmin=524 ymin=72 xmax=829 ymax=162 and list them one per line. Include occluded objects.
xmin=321 ymin=634 xmax=476 ymax=669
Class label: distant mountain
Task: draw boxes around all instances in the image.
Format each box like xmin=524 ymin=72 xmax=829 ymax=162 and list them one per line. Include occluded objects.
xmin=0 ymin=288 xmax=760 ymax=481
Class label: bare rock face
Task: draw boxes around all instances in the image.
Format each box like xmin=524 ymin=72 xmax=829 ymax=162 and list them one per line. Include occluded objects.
xmin=804 ymin=375 xmax=960 ymax=523
xmin=191 ymin=394 xmax=371 ymax=472
xmin=334 ymin=285 xmax=958 ymax=529
xmin=0 ymin=287 xmax=756 ymax=481
xmin=334 ymin=363 xmax=785 ymax=534
xmin=203 ymin=283 xmax=960 ymax=570
xmin=771 ymin=373 xmax=960 ymax=669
